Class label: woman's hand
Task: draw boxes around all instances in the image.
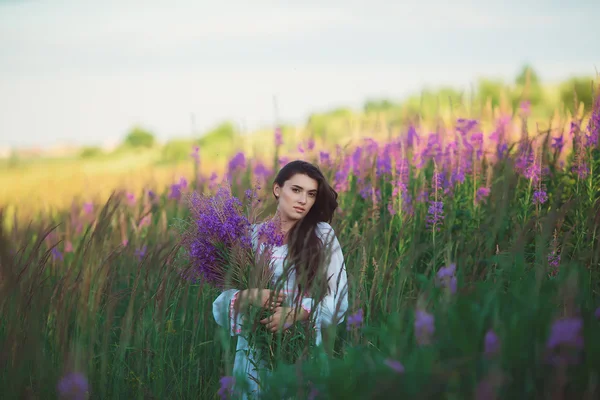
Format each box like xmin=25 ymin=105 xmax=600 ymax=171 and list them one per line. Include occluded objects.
xmin=260 ymin=306 xmax=309 ymax=333
xmin=236 ymin=289 xmax=284 ymax=311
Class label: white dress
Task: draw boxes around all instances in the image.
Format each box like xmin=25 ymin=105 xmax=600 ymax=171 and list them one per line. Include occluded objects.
xmin=212 ymin=221 xmax=349 ymax=398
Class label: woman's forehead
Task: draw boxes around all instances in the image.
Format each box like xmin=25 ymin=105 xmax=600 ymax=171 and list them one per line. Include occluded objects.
xmin=286 ymin=174 xmax=318 ymax=190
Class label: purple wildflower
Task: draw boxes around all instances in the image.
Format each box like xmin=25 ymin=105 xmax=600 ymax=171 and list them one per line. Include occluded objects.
xmin=484 ymin=329 xmax=500 ymax=357
xmin=135 ymin=246 xmax=147 ymax=261
xmin=83 ymin=202 xmax=94 ymax=215
xmin=435 ymin=263 xmax=457 ymax=294
xmin=256 ymin=219 xmax=285 ymax=248
xmin=253 ymin=162 xmax=272 ymax=183
xmin=476 ymin=187 xmax=491 ymax=203
xmin=384 ymin=358 xmax=405 ymax=374
xmin=52 ymin=247 xmax=64 ymax=261
xmin=190 ymin=145 xmax=200 ymax=163
xmin=274 ymin=126 xmax=283 ymax=147
xmin=546 ymin=317 xmax=584 ymax=350
xmin=227 ymin=152 xmax=246 ymax=179
xmin=217 ymin=376 xmax=236 ymax=400
xmin=347 ymin=309 xmax=364 ymax=330
xmin=169 ymin=183 xmax=182 ymax=200
xmin=519 ymin=100 xmax=531 ymax=116
xmin=586 ymin=93 xmax=599 ymax=147
xmin=426 ymin=201 xmax=444 ymax=230
xmin=307 ymin=138 xmax=315 ymax=151
xmin=126 ymin=192 xmax=136 ymax=206
xmin=551 ymin=135 xmax=564 ymax=152
xmin=278 ymin=156 xmax=289 ymax=168
xmin=532 ymin=189 xmax=548 ymax=205
xmin=406 ymin=124 xmax=420 ymax=148
xmin=319 ymin=151 xmax=330 ymax=165
xmin=179 ymin=177 xmax=188 ymax=190
xmin=183 ymin=185 xmax=252 ymax=286
xmin=57 ymin=372 xmax=89 ymax=400
xmin=414 ymin=309 xmax=435 ymax=345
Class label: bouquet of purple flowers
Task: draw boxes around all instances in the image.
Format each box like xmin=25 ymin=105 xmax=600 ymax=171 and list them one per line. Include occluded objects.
xmin=177 ymin=184 xmax=317 ymax=369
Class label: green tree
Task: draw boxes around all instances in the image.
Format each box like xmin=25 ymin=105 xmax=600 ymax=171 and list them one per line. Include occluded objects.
xmin=123 ymin=126 xmax=156 ymax=148
xmin=198 ymin=121 xmax=237 ymax=147
xmin=477 ymin=79 xmax=506 ymax=109
xmin=162 ymin=139 xmax=196 ymax=163
xmin=559 ymin=77 xmax=597 ymax=115
xmin=512 ymin=64 xmax=543 ymax=109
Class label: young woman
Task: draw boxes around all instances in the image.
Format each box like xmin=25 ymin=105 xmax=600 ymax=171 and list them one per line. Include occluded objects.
xmin=212 ymin=160 xmax=349 ymax=398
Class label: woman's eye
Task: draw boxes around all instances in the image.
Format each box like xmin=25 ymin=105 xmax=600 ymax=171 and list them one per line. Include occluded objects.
xmin=308 ymin=193 xmax=316 ymax=197
xmin=292 ymin=188 xmax=299 ymax=192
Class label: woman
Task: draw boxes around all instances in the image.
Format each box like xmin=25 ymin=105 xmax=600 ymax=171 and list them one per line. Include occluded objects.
xmin=212 ymin=160 xmax=349 ymax=398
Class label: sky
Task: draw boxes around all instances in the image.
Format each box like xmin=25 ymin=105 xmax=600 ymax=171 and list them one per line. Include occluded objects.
xmin=0 ymin=0 xmax=599 ymax=149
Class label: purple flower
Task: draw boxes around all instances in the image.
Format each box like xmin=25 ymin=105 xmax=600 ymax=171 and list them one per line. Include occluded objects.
xmin=347 ymin=309 xmax=364 ymax=330
xmin=179 ymin=177 xmax=188 ymax=189
xmin=257 ymin=219 xmax=285 ymax=248
xmin=319 ymin=151 xmax=330 ymax=165
xmin=183 ymin=186 xmax=252 ymax=286
xmin=227 ymin=152 xmax=246 ymax=178
xmin=551 ymin=135 xmax=564 ymax=152
xmin=484 ymin=329 xmax=500 ymax=356
xmin=57 ymin=372 xmax=89 ymax=400
xmin=476 ymin=187 xmax=491 ymax=203
xmin=126 ymin=192 xmax=136 ymax=206
xmin=307 ymin=138 xmax=315 ymax=151
xmin=83 ymin=202 xmax=94 ymax=215
xmin=190 ymin=145 xmax=200 ymax=162
xmin=435 ymin=263 xmax=457 ymax=294
xmin=217 ymin=376 xmax=236 ymax=400
xmin=426 ymin=201 xmax=444 ymax=230
xmin=169 ymin=184 xmax=182 ymax=200
xmin=532 ymin=189 xmax=548 ymax=205
xmin=135 ymin=246 xmax=147 ymax=261
xmin=519 ymin=100 xmax=531 ymax=116
xmin=414 ymin=310 xmax=435 ymax=345
xmin=384 ymin=358 xmax=405 ymax=374
xmin=52 ymin=247 xmax=64 ymax=261
xmin=546 ymin=317 xmax=584 ymax=350
xmin=274 ymin=126 xmax=283 ymax=147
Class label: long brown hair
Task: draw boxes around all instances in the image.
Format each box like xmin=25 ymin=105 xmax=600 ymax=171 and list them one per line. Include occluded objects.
xmin=272 ymin=160 xmax=338 ymax=300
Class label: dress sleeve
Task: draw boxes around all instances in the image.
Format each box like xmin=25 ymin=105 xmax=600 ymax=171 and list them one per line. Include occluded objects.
xmin=212 ymin=288 xmax=243 ymax=336
xmin=311 ymin=223 xmax=349 ymax=328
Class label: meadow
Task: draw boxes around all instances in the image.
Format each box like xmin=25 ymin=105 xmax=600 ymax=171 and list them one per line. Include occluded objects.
xmin=1 ymin=88 xmax=600 ymax=398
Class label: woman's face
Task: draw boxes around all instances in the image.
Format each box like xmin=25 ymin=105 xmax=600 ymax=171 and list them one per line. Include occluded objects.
xmin=274 ymin=173 xmax=318 ymax=222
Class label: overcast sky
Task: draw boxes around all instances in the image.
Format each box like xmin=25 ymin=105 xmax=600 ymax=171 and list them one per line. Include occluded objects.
xmin=1 ymin=0 xmax=598 ymax=148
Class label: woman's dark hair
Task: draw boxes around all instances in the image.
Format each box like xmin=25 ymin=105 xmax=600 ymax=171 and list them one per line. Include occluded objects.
xmin=272 ymin=160 xmax=338 ymax=300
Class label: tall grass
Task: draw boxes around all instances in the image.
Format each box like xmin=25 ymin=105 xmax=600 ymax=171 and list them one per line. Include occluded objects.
xmin=1 ymin=99 xmax=599 ymax=398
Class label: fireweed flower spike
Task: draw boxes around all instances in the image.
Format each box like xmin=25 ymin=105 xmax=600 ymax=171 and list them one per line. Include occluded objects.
xmin=384 ymin=359 xmax=405 ymax=374
xmin=484 ymin=329 xmax=500 ymax=357
xmin=414 ymin=309 xmax=435 ymax=345
xmin=435 ymin=263 xmax=457 ymax=294
xmin=347 ymin=309 xmax=364 ymax=330
xmin=57 ymin=372 xmax=89 ymax=400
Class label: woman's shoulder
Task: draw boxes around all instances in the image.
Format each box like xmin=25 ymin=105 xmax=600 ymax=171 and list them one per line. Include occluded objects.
xmin=316 ymin=221 xmax=336 ymax=239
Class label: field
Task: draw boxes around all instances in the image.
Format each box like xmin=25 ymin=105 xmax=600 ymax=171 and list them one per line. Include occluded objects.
xmin=1 ymin=96 xmax=600 ymax=399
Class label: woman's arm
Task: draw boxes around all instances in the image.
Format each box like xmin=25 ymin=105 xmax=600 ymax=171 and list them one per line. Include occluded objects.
xmin=213 ymin=289 xmax=285 ymax=336
xmin=317 ymin=224 xmax=349 ymax=327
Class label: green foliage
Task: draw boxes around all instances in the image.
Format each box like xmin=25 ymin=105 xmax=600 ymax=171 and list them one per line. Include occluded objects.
xmin=122 ymin=125 xmax=156 ymax=148
xmin=560 ymin=77 xmax=597 ymax=115
xmin=307 ymin=108 xmax=355 ymax=141
xmin=477 ymin=78 xmax=508 ymax=109
xmin=198 ymin=121 xmax=237 ymax=147
xmin=161 ymin=139 xmax=195 ymax=163
xmin=79 ymin=146 xmax=104 ymax=159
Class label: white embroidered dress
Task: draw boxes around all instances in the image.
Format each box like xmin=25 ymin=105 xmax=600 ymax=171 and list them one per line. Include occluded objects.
xmin=212 ymin=221 xmax=349 ymax=398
